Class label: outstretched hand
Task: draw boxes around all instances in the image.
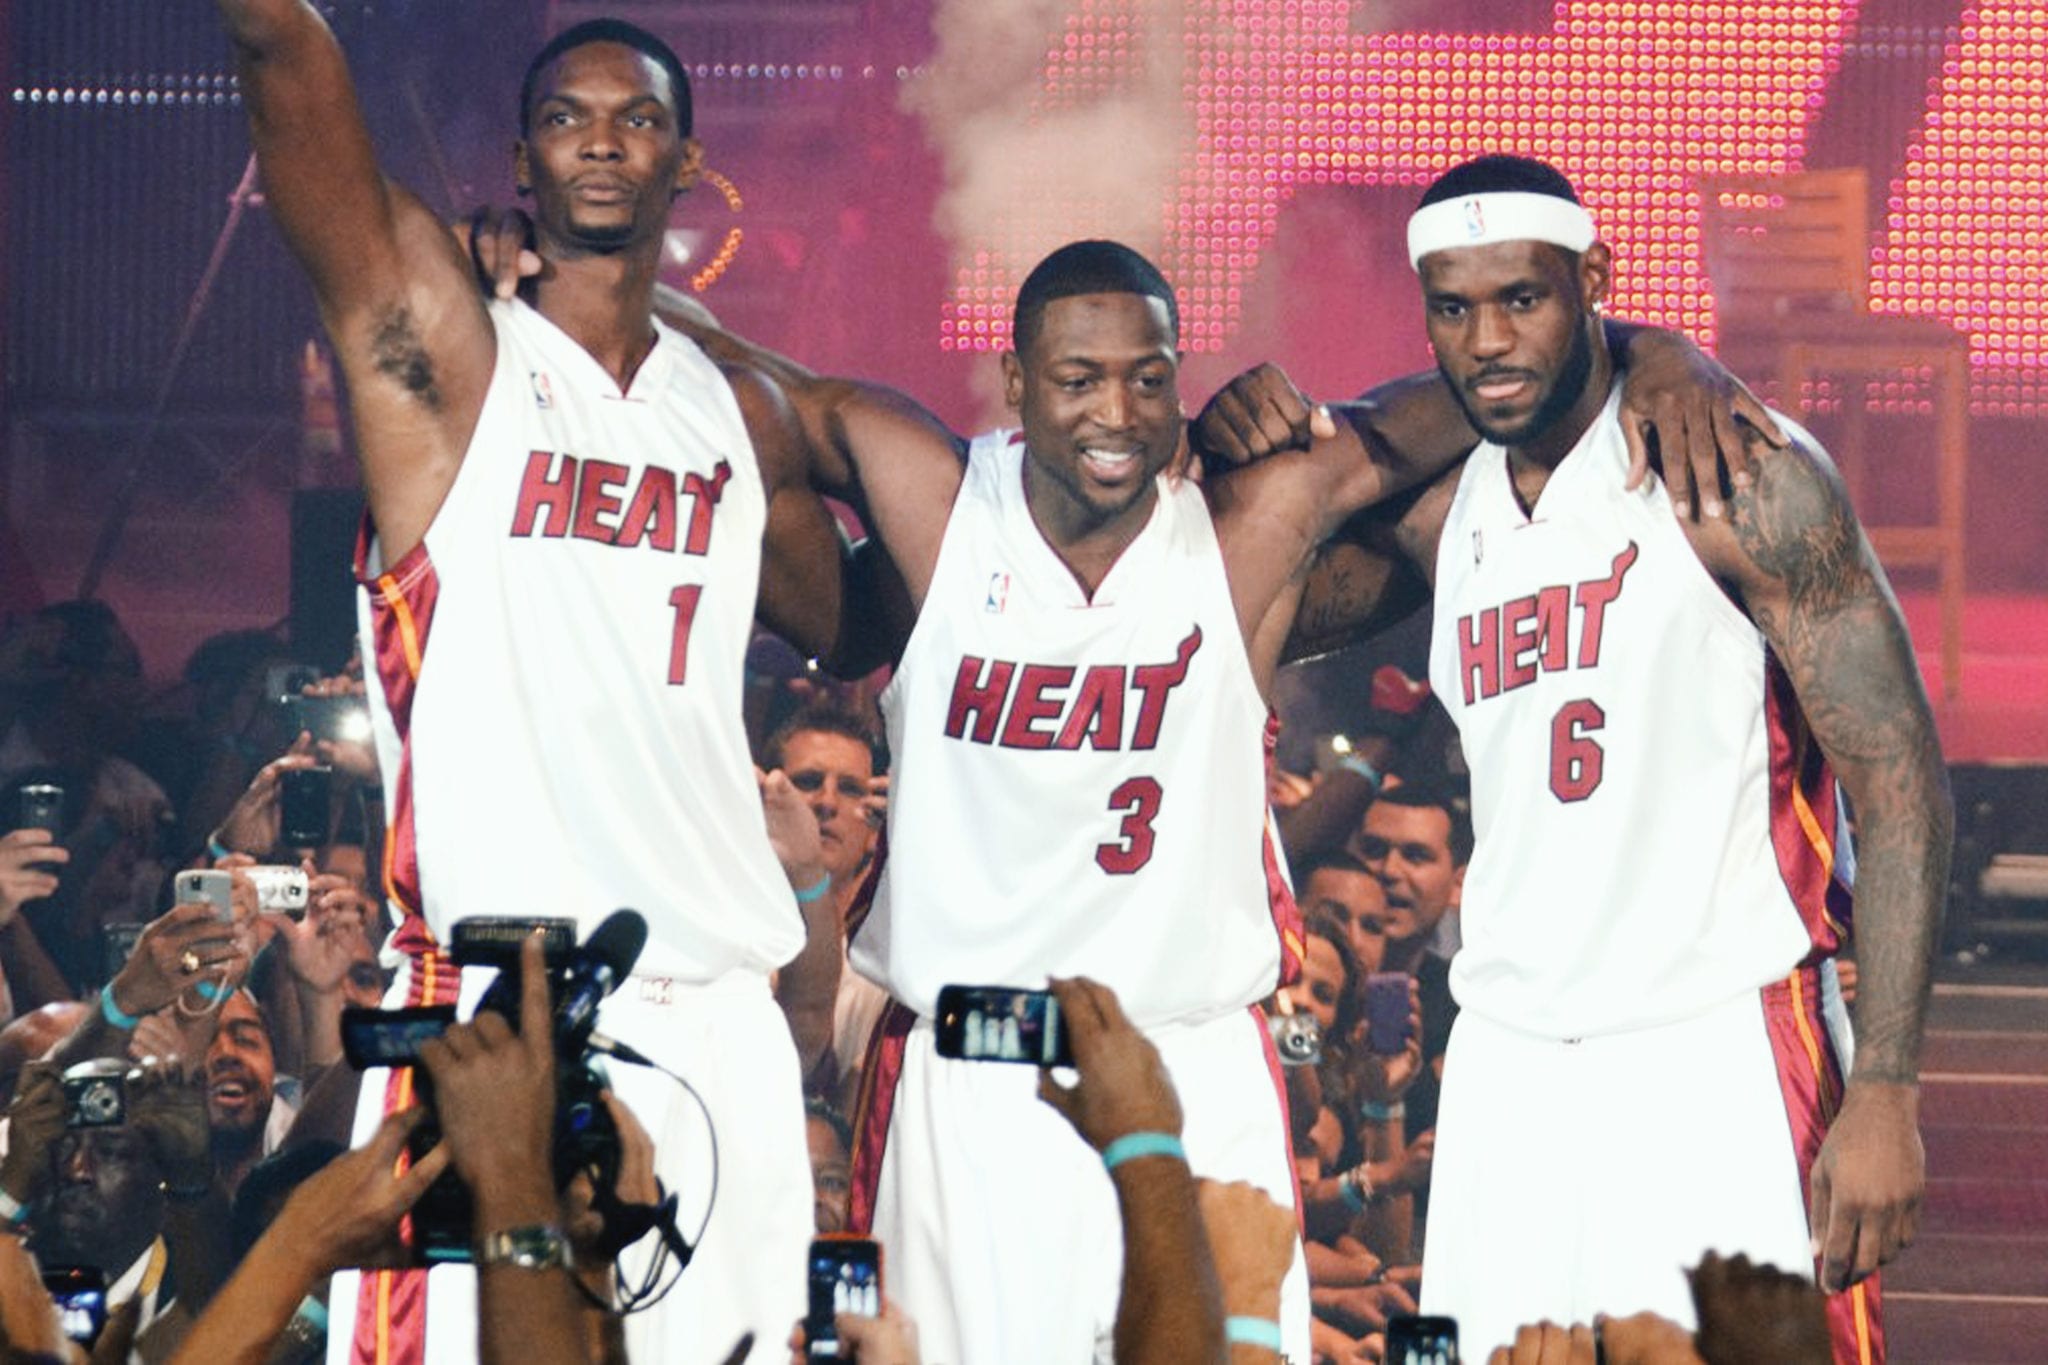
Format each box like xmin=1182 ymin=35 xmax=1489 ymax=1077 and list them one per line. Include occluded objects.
xmin=273 ymin=1107 xmax=451 ymax=1273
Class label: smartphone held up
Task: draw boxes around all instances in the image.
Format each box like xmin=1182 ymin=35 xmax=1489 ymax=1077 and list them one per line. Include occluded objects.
xmin=806 ymin=1235 xmax=882 ymax=1359
xmin=933 ymin=984 xmax=1073 ymax=1068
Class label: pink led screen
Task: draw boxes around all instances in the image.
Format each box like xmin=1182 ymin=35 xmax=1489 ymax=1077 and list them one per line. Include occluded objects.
xmin=941 ymin=0 xmax=2048 ymax=412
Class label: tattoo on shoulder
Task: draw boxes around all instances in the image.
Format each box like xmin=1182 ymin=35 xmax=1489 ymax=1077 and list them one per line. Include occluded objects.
xmin=1727 ymin=444 xmax=1871 ymax=618
xmin=370 ymin=306 xmax=442 ymax=410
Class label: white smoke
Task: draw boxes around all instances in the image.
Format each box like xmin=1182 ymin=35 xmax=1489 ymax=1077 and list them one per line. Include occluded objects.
xmin=904 ymin=0 xmax=1192 ymax=423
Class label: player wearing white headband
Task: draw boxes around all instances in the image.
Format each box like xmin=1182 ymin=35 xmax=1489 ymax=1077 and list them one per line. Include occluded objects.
xmin=1195 ymin=153 xmax=1947 ymax=1362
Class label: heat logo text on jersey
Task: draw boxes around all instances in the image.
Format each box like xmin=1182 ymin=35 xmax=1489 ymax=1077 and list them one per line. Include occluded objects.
xmin=944 ymin=625 xmax=1202 ymax=752
xmin=509 ymin=450 xmax=729 ymax=555
xmin=1456 ymin=542 xmax=1638 ymax=705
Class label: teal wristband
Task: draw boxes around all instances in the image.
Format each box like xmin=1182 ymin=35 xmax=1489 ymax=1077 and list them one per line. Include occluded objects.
xmin=194 ymin=980 xmax=235 ymax=1003
xmin=1100 ymin=1131 xmax=1185 ymax=1172
xmin=206 ymin=834 xmax=233 ymax=863
xmin=1358 ymin=1099 xmax=1404 ymax=1123
xmin=293 ymin=1295 xmax=328 ymax=1334
xmin=1224 ymin=1316 xmax=1283 ymax=1351
xmin=99 ymin=988 xmax=141 ymax=1031
xmin=793 ymin=871 xmax=833 ymax=904
xmin=1336 ymin=753 xmax=1383 ymax=788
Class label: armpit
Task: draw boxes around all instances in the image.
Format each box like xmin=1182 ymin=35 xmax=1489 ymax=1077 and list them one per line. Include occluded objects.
xmin=369 ymin=305 xmax=442 ymax=410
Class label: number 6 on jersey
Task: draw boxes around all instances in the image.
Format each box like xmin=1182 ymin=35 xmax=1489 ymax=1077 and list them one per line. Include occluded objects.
xmin=1549 ymin=698 xmax=1605 ymax=803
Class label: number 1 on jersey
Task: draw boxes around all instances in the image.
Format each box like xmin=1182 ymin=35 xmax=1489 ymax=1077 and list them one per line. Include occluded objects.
xmin=667 ymin=585 xmax=702 ymax=686
xmin=1097 ymin=776 xmax=1162 ymax=874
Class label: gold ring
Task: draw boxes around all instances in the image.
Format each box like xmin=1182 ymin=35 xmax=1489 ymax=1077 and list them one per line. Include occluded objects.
xmin=179 ymin=949 xmax=202 ymax=975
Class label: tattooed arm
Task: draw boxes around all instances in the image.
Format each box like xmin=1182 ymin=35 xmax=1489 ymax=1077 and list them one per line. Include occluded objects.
xmin=1694 ymin=426 xmax=1951 ymax=1293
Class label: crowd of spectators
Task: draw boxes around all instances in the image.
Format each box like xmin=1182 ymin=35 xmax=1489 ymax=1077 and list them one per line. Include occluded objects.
xmin=0 ymin=596 xmax=1833 ymax=1363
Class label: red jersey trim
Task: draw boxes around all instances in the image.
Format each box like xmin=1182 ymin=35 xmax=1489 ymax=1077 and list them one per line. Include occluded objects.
xmin=1264 ymin=714 xmax=1305 ymax=986
xmin=357 ymin=517 xmax=440 ymax=919
xmin=349 ymin=943 xmax=458 ymax=1365
xmin=1760 ymin=966 xmax=1883 ymax=1365
xmin=1765 ymin=655 xmax=1852 ymax=958
xmin=847 ymin=1001 xmax=917 ymax=1235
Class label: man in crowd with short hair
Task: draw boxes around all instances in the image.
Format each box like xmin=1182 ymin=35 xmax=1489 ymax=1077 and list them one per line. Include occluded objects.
xmin=1295 ymin=849 xmax=1394 ymax=977
xmin=758 ymin=701 xmax=888 ymax=1100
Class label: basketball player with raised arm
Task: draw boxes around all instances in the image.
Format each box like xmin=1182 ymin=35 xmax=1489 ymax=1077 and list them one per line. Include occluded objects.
xmin=212 ymin=7 xmax=862 ymax=1360
xmin=1193 ymin=156 xmax=1949 ymax=1362
xmin=649 ymin=238 xmax=1772 ymax=1364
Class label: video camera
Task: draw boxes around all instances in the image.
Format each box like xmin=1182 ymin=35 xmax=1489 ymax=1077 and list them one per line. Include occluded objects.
xmin=339 ymin=910 xmax=646 ymax=1263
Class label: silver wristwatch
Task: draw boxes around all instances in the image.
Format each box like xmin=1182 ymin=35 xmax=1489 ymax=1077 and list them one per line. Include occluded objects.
xmin=475 ymin=1224 xmax=574 ymax=1271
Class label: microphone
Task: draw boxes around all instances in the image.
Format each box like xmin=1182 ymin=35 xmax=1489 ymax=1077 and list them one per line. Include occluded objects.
xmin=479 ymin=909 xmax=647 ymax=1054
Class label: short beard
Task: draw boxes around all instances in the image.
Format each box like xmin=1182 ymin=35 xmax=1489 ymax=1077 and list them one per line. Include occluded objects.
xmin=1446 ymin=317 xmax=1597 ymax=448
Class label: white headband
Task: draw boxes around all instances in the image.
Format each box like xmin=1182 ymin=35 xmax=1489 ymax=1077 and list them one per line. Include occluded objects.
xmin=1407 ymin=191 xmax=1597 ymax=270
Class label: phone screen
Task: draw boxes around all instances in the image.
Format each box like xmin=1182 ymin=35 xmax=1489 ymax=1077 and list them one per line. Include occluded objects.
xmin=805 ymin=1236 xmax=881 ymax=1358
xmin=933 ymin=985 xmax=1072 ymax=1067
xmin=1386 ymin=1314 xmax=1460 ymax=1365
xmin=41 ymin=1266 xmax=107 ymax=1345
xmin=340 ymin=1006 xmax=456 ymax=1069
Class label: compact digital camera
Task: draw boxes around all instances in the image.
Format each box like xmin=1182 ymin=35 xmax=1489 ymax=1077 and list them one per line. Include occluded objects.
xmin=1266 ymin=1010 xmax=1324 ymax=1068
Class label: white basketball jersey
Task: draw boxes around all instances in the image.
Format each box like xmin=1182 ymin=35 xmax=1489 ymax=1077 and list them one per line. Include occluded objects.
xmin=356 ymin=299 xmax=801 ymax=980
xmin=852 ymin=430 xmax=1289 ymax=1026
xmin=1428 ymin=385 xmax=1849 ymax=1039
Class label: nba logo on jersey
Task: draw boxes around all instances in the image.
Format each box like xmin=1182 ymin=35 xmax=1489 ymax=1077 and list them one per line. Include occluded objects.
xmin=530 ymin=371 xmax=555 ymax=409
xmin=1473 ymin=528 xmax=1485 ymax=565
xmin=985 ymin=572 xmax=1010 ymax=613
xmin=1462 ymin=197 xmax=1486 ymax=239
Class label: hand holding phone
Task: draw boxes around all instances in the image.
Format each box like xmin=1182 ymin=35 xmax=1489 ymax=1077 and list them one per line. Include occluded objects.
xmin=805 ymin=1235 xmax=882 ymax=1359
xmin=1031 ymin=976 xmax=1186 ymax=1164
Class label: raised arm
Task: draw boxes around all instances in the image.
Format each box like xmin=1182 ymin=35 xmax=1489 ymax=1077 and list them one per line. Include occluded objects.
xmin=1699 ymin=427 xmax=1950 ymax=1292
xmin=219 ymin=0 xmax=493 ymax=561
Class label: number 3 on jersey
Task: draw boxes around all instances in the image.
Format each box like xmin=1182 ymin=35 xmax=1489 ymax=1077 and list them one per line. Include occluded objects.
xmin=1097 ymin=776 xmax=1162 ymax=874
xmin=1549 ymin=698 xmax=1605 ymax=802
